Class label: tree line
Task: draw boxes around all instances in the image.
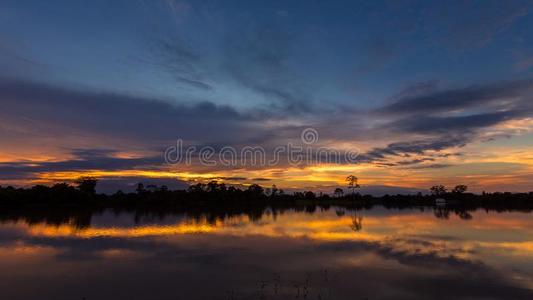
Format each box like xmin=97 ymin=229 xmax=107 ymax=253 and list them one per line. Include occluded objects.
xmin=0 ymin=176 xmax=532 ymax=210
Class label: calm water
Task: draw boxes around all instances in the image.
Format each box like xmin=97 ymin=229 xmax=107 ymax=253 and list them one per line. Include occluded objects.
xmin=0 ymin=207 xmax=532 ymax=300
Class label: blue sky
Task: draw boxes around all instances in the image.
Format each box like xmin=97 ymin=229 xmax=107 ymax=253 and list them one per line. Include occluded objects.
xmin=3 ymin=0 xmax=531 ymax=107
xmin=1 ymin=0 xmax=533 ymax=193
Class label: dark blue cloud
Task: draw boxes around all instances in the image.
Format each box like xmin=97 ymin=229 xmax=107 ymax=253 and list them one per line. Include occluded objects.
xmin=0 ymin=150 xmax=162 ymax=179
xmin=390 ymin=111 xmax=522 ymax=134
xmin=378 ymin=80 xmax=533 ymax=116
xmin=0 ymin=78 xmax=255 ymax=144
xmin=358 ymin=136 xmax=470 ymax=163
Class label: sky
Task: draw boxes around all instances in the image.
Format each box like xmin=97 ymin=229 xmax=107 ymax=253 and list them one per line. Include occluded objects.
xmin=1 ymin=0 xmax=533 ymax=194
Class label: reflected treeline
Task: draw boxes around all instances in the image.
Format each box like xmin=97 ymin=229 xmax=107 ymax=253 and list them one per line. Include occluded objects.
xmin=0 ymin=181 xmax=532 ymax=228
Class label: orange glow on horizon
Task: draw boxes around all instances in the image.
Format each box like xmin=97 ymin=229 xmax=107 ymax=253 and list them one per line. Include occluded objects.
xmin=2 ymin=139 xmax=533 ymax=192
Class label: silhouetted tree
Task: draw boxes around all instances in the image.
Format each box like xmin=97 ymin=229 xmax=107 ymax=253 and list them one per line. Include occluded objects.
xmin=304 ymin=191 xmax=316 ymax=199
xmin=219 ymin=183 xmax=227 ymax=192
xmin=75 ymin=177 xmax=98 ymax=195
xmin=334 ymin=188 xmax=344 ymax=198
xmin=430 ymin=185 xmax=447 ymax=196
xmin=206 ymin=181 xmax=220 ymax=193
xmin=136 ymin=183 xmax=145 ymax=194
xmin=346 ymin=175 xmax=360 ymax=195
xmin=188 ymin=183 xmax=206 ymax=193
xmin=452 ymin=185 xmax=468 ymax=194
xmin=271 ymin=184 xmax=279 ymax=197
xmin=247 ymin=184 xmax=264 ymax=196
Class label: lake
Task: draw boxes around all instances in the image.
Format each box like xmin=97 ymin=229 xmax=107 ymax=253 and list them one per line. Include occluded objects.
xmin=0 ymin=206 xmax=532 ymax=299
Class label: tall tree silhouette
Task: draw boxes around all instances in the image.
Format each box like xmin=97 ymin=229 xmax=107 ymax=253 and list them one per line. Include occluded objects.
xmin=346 ymin=175 xmax=360 ymax=196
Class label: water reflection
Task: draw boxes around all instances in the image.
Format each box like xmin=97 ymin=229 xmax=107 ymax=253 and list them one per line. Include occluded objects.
xmin=0 ymin=206 xmax=532 ymax=299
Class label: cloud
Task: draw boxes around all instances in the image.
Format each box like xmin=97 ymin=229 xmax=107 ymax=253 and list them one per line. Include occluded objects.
xmin=2 ymin=76 xmax=533 ymax=180
xmin=389 ymin=111 xmax=522 ymax=134
xmin=358 ymin=136 xmax=470 ymax=163
xmin=250 ymin=177 xmax=271 ymax=182
xmin=0 ymin=149 xmax=162 ymax=179
xmin=378 ymin=80 xmax=533 ymax=116
xmin=0 ymin=147 xmax=190 ymax=192
xmin=0 ymin=78 xmax=257 ymax=146
xmin=0 ymin=79 xmax=316 ymax=181
xmin=346 ymin=79 xmax=533 ymax=167
xmin=145 ymin=36 xmax=213 ymax=91
xmin=402 ymin=163 xmax=453 ymax=170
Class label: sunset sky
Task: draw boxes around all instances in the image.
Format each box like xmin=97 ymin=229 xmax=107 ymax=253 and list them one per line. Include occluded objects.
xmin=1 ymin=0 xmax=533 ymax=194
